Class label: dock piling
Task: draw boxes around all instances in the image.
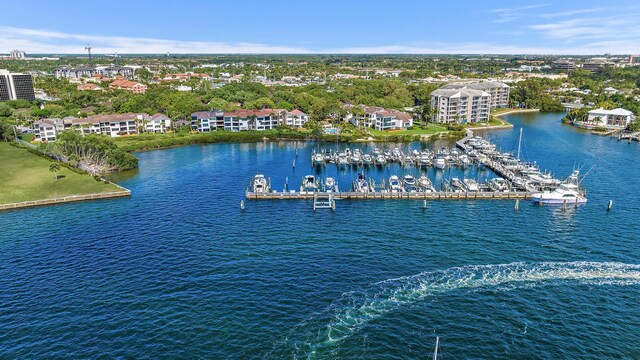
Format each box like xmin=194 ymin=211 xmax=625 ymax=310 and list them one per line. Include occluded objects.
xmin=240 ymin=200 xmax=245 ymax=211
xmin=608 ymin=200 xmax=613 ymax=211
xmin=514 ymin=199 xmax=519 ymax=212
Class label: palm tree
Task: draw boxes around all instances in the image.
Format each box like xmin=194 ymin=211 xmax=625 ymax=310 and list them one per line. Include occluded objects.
xmin=49 ymin=163 xmax=61 ymax=180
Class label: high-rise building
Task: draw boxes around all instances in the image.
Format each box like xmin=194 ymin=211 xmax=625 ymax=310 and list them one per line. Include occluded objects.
xmin=0 ymin=69 xmax=36 ymax=101
xmin=439 ymin=81 xmax=510 ymax=109
xmin=552 ymin=59 xmax=576 ymax=71
xmin=9 ymin=50 xmax=26 ymax=59
xmin=430 ymin=88 xmax=491 ymax=124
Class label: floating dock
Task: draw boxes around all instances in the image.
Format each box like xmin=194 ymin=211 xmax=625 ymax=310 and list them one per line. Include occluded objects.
xmin=246 ymin=191 xmax=532 ymax=200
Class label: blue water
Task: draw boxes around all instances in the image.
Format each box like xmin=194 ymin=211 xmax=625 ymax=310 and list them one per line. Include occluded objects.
xmin=1 ymin=112 xmax=640 ymax=358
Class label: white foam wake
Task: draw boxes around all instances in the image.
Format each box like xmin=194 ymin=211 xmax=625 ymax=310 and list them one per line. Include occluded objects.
xmin=276 ymin=261 xmax=640 ymax=359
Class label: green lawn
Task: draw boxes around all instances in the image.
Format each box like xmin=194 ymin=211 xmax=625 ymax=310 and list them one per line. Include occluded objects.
xmin=368 ymin=124 xmax=449 ymax=136
xmin=0 ymin=142 xmax=121 ymax=205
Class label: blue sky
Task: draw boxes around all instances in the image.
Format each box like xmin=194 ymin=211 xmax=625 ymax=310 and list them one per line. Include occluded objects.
xmin=1 ymin=0 xmax=639 ymax=54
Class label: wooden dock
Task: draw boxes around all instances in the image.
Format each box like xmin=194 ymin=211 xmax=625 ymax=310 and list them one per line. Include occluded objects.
xmin=246 ymin=191 xmax=532 ymax=200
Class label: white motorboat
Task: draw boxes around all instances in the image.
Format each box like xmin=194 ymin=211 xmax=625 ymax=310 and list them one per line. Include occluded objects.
xmin=354 ymin=172 xmax=372 ymax=193
xmin=418 ymin=175 xmax=435 ymax=192
xmin=489 ymin=177 xmax=509 ymax=192
xmin=300 ymin=175 xmax=318 ymax=192
xmin=363 ymin=154 xmax=373 ymax=165
xmin=389 ymin=175 xmax=401 ymax=193
xmin=434 ymin=155 xmax=446 ymax=169
xmin=450 ymin=177 xmax=465 ymax=192
xmin=403 ymin=175 xmax=417 ymax=192
xmin=531 ymin=170 xmax=587 ymax=205
xmin=312 ymin=153 xmax=324 ymax=167
xmin=324 ymin=177 xmax=338 ymax=192
xmin=337 ymin=152 xmax=349 ymax=167
xmin=375 ymin=154 xmax=387 ymax=166
xmin=252 ymin=174 xmax=270 ymax=193
xmin=463 ymin=178 xmax=480 ymax=192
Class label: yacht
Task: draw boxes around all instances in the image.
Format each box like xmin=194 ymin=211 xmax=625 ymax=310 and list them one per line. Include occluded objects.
xmin=312 ymin=153 xmax=324 ymax=167
xmin=300 ymin=175 xmax=318 ymax=193
xmin=375 ymin=154 xmax=387 ymax=166
xmin=463 ymin=178 xmax=480 ymax=192
xmin=252 ymin=174 xmax=270 ymax=193
xmin=418 ymin=175 xmax=435 ymax=192
xmin=403 ymin=175 xmax=417 ymax=192
xmin=351 ymin=149 xmax=362 ymax=165
xmin=531 ymin=170 xmax=587 ymax=205
xmin=354 ymin=172 xmax=372 ymax=193
xmin=363 ymin=154 xmax=373 ymax=166
xmin=434 ymin=155 xmax=446 ymax=170
xmin=419 ymin=152 xmax=431 ymax=167
xmin=337 ymin=152 xmax=349 ymax=168
xmin=449 ymin=177 xmax=465 ymax=192
xmin=389 ymin=175 xmax=401 ymax=193
xmin=489 ymin=177 xmax=509 ymax=192
xmin=324 ymin=177 xmax=338 ymax=192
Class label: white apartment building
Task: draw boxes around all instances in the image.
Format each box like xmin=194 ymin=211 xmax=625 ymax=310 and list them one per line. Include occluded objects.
xmin=33 ymin=113 xmax=171 ymax=141
xmin=440 ymin=81 xmax=510 ymax=109
xmin=282 ymin=109 xmax=309 ymax=128
xmin=430 ymin=88 xmax=491 ymax=124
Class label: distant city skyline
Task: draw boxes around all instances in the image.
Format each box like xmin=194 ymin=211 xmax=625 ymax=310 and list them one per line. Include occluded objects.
xmin=1 ymin=0 xmax=639 ymax=55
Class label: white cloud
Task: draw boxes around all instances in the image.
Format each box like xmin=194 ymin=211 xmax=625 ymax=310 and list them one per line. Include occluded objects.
xmin=490 ymin=4 xmax=549 ymax=23
xmin=1 ymin=25 xmax=639 ymax=56
xmin=538 ymin=7 xmax=603 ymax=18
xmin=0 ymin=26 xmax=311 ymax=54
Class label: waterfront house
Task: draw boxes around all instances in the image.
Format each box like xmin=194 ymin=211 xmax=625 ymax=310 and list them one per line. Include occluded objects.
xmin=587 ymin=108 xmax=636 ymax=128
xmin=146 ymin=114 xmax=172 ymax=133
xmin=34 ymin=118 xmax=64 ymax=142
xmin=341 ymin=104 xmax=413 ymax=130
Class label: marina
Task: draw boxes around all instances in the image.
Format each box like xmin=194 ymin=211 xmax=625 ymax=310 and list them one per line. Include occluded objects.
xmin=247 ymin=129 xmax=587 ymax=205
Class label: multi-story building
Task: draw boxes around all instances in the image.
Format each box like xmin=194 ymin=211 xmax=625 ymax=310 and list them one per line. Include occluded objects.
xmin=191 ymin=111 xmax=225 ymax=132
xmin=439 ymin=81 xmax=510 ymax=109
xmin=55 ymin=65 xmax=135 ymax=79
xmin=552 ymin=59 xmax=576 ymax=71
xmin=0 ymin=69 xmax=36 ymax=101
xmin=33 ymin=113 xmax=171 ymax=141
xmin=109 ymin=78 xmax=147 ymax=94
xmin=430 ymin=88 xmax=491 ymax=124
xmin=342 ymin=105 xmax=413 ymax=130
xmin=582 ymin=60 xmax=613 ymax=73
xmin=587 ymin=108 xmax=636 ymax=128
xmin=9 ymin=50 xmax=26 ymax=59
xmin=282 ymin=109 xmax=309 ymax=128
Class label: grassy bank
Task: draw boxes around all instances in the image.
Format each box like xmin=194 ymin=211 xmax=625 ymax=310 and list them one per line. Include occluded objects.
xmin=0 ymin=142 xmax=121 ymax=205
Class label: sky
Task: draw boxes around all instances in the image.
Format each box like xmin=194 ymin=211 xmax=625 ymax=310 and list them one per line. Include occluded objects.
xmin=1 ymin=0 xmax=639 ymax=55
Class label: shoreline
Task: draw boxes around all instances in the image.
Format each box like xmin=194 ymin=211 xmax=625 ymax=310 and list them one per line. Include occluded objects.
xmin=0 ymin=188 xmax=131 ymax=212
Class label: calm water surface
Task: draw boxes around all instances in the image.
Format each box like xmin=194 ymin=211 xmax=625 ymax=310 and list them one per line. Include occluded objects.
xmin=1 ymin=112 xmax=640 ymax=358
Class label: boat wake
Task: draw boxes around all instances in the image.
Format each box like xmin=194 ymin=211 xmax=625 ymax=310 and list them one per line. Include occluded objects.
xmin=268 ymin=261 xmax=640 ymax=359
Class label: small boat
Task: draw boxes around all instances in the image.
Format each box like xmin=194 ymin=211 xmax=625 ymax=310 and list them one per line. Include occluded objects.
xmin=354 ymin=172 xmax=372 ymax=193
xmin=312 ymin=153 xmax=324 ymax=167
xmin=351 ymin=149 xmax=362 ymax=165
xmin=337 ymin=152 xmax=349 ymax=167
xmin=419 ymin=152 xmax=431 ymax=167
xmin=418 ymin=175 xmax=435 ymax=192
xmin=324 ymin=177 xmax=338 ymax=192
xmin=434 ymin=155 xmax=446 ymax=170
xmin=389 ymin=175 xmax=401 ymax=193
xmin=252 ymin=174 xmax=270 ymax=193
xmin=403 ymin=175 xmax=417 ymax=192
xmin=531 ymin=170 xmax=587 ymax=205
xmin=463 ymin=178 xmax=480 ymax=192
xmin=490 ymin=177 xmax=509 ymax=192
xmin=375 ymin=154 xmax=386 ymax=166
xmin=450 ymin=177 xmax=464 ymax=191
xmin=363 ymin=154 xmax=373 ymax=165
xmin=300 ymin=175 xmax=318 ymax=193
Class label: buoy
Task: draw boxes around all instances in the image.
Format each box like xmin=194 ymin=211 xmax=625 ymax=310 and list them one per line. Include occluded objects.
xmin=607 ymin=200 xmax=613 ymax=211
xmin=562 ymin=200 xmax=567 ymax=212
xmin=514 ymin=199 xmax=519 ymax=212
xmin=240 ymin=200 xmax=245 ymax=211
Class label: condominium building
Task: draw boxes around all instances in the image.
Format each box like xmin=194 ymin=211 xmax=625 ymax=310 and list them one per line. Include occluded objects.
xmin=430 ymin=88 xmax=491 ymax=124
xmin=0 ymin=69 xmax=36 ymax=101
xmin=33 ymin=113 xmax=171 ymax=141
xmin=342 ymin=105 xmax=413 ymax=130
xmin=552 ymin=60 xmax=576 ymax=71
xmin=440 ymin=81 xmax=510 ymax=109
xmin=55 ymin=66 xmax=135 ymax=79
xmin=190 ymin=109 xmax=309 ymax=132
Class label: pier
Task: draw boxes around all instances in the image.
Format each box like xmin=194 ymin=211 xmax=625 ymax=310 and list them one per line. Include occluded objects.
xmin=247 ymin=190 xmax=532 ymax=200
